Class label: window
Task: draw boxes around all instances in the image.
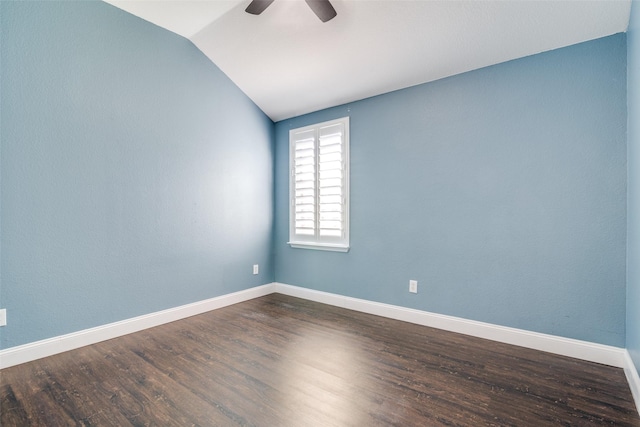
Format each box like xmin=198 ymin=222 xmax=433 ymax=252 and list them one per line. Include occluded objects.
xmin=289 ymin=117 xmax=349 ymax=252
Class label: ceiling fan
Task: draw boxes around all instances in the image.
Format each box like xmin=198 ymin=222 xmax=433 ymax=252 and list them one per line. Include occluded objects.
xmin=245 ymin=0 xmax=337 ymax=23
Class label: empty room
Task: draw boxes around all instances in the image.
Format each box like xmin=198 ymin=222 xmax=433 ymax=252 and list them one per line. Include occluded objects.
xmin=2 ymin=0 xmax=640 ymax=425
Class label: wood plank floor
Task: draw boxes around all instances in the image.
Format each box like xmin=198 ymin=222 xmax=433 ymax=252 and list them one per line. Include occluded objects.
xmin=1 ymin=293 xmax=639 ymax=426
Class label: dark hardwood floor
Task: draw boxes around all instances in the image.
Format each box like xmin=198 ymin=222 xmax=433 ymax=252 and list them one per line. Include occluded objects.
xmin=1 ymin=293 xmax=639 ymax=426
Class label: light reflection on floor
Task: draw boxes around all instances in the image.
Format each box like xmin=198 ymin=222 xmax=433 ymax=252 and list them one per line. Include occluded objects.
xmin=275 ymin=327 xmax=369 ymax=426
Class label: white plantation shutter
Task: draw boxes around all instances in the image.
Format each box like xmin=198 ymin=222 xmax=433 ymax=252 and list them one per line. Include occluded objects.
xmin=318 ymin=124 xmax=344 ymax=237
xmin=293 ymin=130 xmax=316 ymax=237
xmin=289 ymin=117 xmax=349 ymax=252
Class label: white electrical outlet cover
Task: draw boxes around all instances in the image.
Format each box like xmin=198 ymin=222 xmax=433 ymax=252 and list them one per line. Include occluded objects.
xmin=409 ymin=280 xmax=418 ymax=293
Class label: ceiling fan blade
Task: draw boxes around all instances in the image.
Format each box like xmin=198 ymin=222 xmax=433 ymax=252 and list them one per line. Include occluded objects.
xmin=305 ymin=0 xmax=337 ymax=22
xmin=245 ymin=0 xmax=275 ymax=15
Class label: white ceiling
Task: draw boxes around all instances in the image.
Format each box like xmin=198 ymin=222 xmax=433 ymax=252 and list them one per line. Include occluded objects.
xmin=104 ymin=0 xmax=631 ymax=122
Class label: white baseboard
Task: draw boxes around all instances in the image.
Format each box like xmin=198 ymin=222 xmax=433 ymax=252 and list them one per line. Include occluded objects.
xmin=0 ymin=281 xmax=629 ymax=375
xmin=273 ymin=283 xmax=627 ymax=368
xmin=2 ymin=281 xmax=637 ymax=415
xmin=0 ymin=283 xmax=276 ymax=370
xmin=624 ymin=351 xmax=640 ymax=415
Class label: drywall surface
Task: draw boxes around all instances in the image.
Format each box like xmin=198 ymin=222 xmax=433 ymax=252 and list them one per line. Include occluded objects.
xmin=0 ymin=1 xmax=274 ymax=348
xmin=274 ymin=35 xmax=627 ymax=347
xmin=628 ymin=0 xmax=640 ymax=373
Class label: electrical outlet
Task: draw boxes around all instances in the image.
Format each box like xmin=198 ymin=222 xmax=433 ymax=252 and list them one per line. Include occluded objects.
xmin=253 ymin=264 xmax=259 ymax=275
xmin=409 ymin=280 xmax=418 ymax=294
xmin=0 ymin=309 xmax=6 ymax=327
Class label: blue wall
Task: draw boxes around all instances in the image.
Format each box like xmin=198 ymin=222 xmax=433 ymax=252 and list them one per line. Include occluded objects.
xmin=628 ymin=0 xmax=640 ymax=373
xmin=0 ymin=1 xmax=631 ymax=354
xmin=274 ymin=35 xmax=628 ymax=347
xmin=0 ymin=1 xmax=274 ymax=348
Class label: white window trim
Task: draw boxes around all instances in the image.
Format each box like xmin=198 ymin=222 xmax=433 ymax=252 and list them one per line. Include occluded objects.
xmin=288 ymin=117 xmax=350 ymax=252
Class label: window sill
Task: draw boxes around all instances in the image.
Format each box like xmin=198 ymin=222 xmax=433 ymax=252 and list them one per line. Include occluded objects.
xmin=288 ymin=242 xmax=350 ymax=252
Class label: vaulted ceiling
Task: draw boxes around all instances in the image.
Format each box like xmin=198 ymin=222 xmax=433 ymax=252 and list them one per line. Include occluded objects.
xmin=104 ymin=0 xmax=632 ymax=122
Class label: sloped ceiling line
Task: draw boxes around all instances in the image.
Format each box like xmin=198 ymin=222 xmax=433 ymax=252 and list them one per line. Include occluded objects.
xmin=104 ymin=0 xmax=632 ymax=121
